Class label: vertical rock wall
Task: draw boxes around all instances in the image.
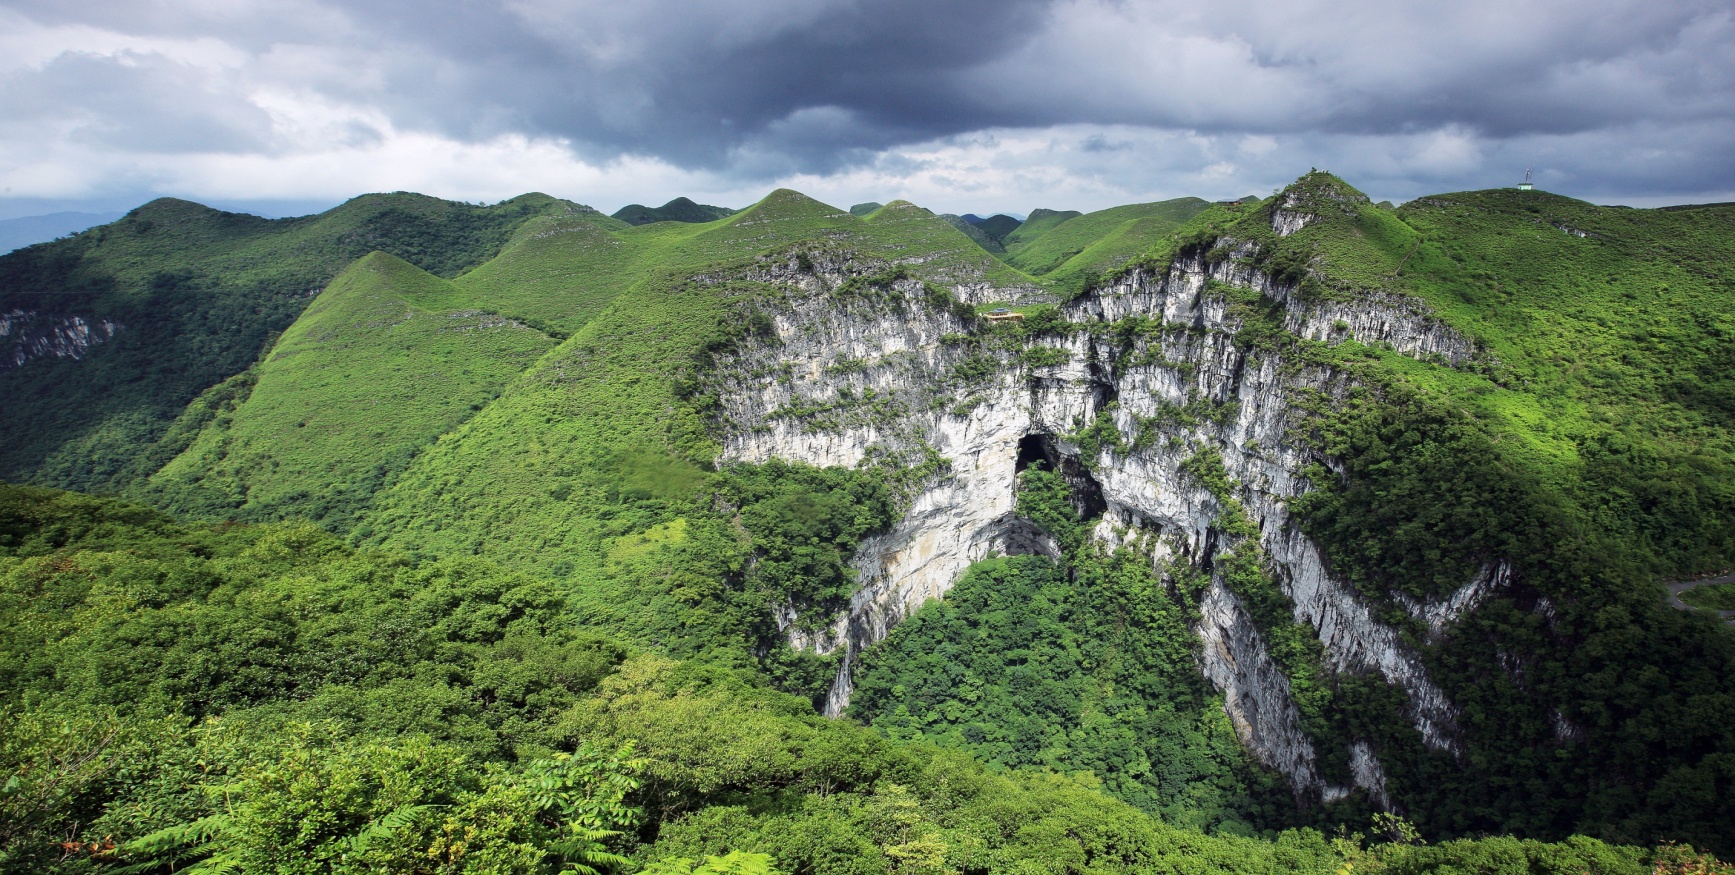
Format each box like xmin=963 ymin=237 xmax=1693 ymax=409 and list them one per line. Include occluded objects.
xmin=1 ymin=309 xmax=121 ymax=369
xmin=711 ymin=242 xmax=1501 ymax=804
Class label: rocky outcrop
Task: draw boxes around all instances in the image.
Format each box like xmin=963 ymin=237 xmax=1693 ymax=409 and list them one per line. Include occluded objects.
xmin=714 ymin=257 xmax=1085 ymax=716
xmin=711 ymin=238 xmax=1496 ymax=805
xmin=1396 ymin=562 xmax=1512 ymax=642
xmin=1271 ymin=285 xmax=1480 ymax=365
xmin=1 ymin=309 xmax=121 ymax=369
xmin=1271 ymin=188 xmax=1336 ymax=237
xmin=1272 ymin=208 xmax=1314 ymax=238
xmin=1197 ymin=578 xmax=1330 ymax=792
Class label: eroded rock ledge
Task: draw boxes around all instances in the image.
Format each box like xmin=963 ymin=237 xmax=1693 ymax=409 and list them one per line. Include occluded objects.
xmin=710 ymin=241 xmax=1501 ymax=806
xmin=1 ymin=309 xmax=121 ymax=369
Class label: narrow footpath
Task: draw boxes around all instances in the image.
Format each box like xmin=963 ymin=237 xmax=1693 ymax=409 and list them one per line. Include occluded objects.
xmin=1665 ymin=571 xmax=1735 ymax=626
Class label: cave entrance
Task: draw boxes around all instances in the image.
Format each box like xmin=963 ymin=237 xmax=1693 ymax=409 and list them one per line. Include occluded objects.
xmin=1016 ymin=434 xmax=1053 ymax=473
xmin=1014 ymin=433 xmax=1108 ymax=521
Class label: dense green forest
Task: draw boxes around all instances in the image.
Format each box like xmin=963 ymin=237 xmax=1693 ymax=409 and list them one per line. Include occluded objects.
xmin=2 ymin=485 xmax=1722 ymax=875
xmin=852 ymin=551 xmax=1293 ymax=834
xmin=3 ymin=176 xmax=1735 ymax=873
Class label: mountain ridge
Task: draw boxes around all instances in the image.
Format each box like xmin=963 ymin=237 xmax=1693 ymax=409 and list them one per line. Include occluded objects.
xmin=611 ymin=196 xmax=738 ymax=225
xmin=2 ymin=174 xmax=1734 ymax=868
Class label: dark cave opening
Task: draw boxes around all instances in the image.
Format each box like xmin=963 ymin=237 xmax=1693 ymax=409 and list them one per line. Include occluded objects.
xmin=1015 ymin=432 xmax=1109 ymax=522
xmin=1016 ymin=433 xmax=1053 ymax=473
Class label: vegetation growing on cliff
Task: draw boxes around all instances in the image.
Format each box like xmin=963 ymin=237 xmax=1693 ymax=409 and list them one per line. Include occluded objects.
xmin=1158 ymin=174 xmax=1735 ymax=849
xmin=849 ymin=174 xmax=1735 ymax=853
xmin=850 ymin=552 xmax=1294 ymax=834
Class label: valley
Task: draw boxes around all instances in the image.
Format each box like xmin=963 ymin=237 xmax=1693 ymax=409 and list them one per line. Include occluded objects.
xmin=2 ymin=173 xmax=1733 ymax=874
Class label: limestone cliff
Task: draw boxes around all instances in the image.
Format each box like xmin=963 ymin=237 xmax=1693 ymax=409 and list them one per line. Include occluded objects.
xmin=709 ymin=227 xmax=1499 ymax=805
xmin=0 ymin=309 xmax=121 ymax=369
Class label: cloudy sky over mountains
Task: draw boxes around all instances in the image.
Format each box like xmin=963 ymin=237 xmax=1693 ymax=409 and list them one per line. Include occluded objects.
xmin=2 ymin=0 xmax=1731 ymax=218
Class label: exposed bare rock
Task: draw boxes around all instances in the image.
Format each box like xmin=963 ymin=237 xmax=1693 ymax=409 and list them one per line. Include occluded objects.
xmin=709 ymin=240 xmax=1497 ymax=806
xmin=1 ymin=309 xmax=121 ymax=369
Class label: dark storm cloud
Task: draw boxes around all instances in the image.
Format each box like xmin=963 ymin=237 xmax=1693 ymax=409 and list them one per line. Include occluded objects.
xmin=232 ymin=0 xmax=1735 ymax=166
xmin=4 ymin=0 xmax=1052 ymax=168
xmin=1 ymin=0 xmax=1731 ymax=205
xmin=340 ymin=0 xmax=1055 ymax=169
xmin=965 ymin=0 xmax=1735 ymax=137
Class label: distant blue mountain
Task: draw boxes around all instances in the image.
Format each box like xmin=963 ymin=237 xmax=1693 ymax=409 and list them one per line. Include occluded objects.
xmin=0 ymin=211 xmax=125 ymax=254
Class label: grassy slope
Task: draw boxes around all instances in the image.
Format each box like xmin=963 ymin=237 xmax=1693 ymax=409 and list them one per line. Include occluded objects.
xmin=139 ymin=252 xmax=558 ymax=530
xmin=1004 ymin=198 xmax=1213 ymax=278
xmin=1000 ymin=208 xmax=1082 ymax=252
xmin=1397 ymin=192 xmax=1735 ymax=500
xmin=938 ymin=213 xmax=1006 ymax=254
xmin=1230 ymin=175 xmax=1735 ymax=576
xmin=0 ymin=193 xmax=595 ymax=492
xmin=440 ymin=215 xmax=647 ymax=335
xmin=861 ymin=200 xmax=1038 ymax=287
xmin=357 ymin=192 xmax=1043 ymax=642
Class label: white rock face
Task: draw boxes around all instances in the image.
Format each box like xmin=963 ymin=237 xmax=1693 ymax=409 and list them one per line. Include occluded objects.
xmin=1396 ymin=562 xmax=1512 ymax=642
xmin=1197 ymin=577 xmax=1335 ymax=793
xmin=712 ymin=242 xmax=1497 ymax=805
xmin=1271 ymin=191 xmax=1318 ymax=237
xmin=1347 ymin=741 xmax=1391 ymax=809
xmin=1 ymin=309 xmax=121 ymax=369
xmin=1272 ymin=210 xmax=1314 ymax=238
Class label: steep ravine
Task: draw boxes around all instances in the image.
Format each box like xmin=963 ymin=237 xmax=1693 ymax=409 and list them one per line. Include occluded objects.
xmin=712 ymin=243 xmax=1500 ymax=806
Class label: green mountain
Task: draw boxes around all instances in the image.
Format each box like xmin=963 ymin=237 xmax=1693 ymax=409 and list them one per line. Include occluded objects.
xmin=848 ymin=201 xmax=884 ymax=216
xmin=938 ymin=213 xmax=1005 ymax=254
xmin=138 ymin=252 xmax=559 ymax=530
xmin=611 ymin=197 xmax=738 ymax=225
xmin=840 ymin=175 xmax=1735 ymax=847
xmin=1000 ymin=206 xmax=1083 ymax=250
xmin=360 ymin=193 xmax=1037 ymax=582
xmin=975 ymin=213 xmax=1023 ymax=243
xmin=1002 ymin=197 xmax=1212 ymax=280
xmin=0 ymin=192 xmax=604 ymax=494
xmin=3 ymin=173 xmax=1735 ymax=873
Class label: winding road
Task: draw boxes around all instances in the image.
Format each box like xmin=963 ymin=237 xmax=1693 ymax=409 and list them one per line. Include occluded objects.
xmin=1665 ymin=572 xmax=1735 ymax=626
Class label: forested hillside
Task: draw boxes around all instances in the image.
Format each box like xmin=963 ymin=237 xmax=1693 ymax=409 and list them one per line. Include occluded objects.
xmin=2 ymin=175 xmax=1733 ymax=874
xmin=0 ymin=192 xmax=607 ymax=493
xmin=0 ymin=485 xmax=1711 ymax=875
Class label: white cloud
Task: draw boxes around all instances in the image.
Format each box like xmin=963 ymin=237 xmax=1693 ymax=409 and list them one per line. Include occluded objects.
xmin=0 ymin=7 xmax=251 ymax=72
xmin=0 ymin=0 xmax=1728 ymax=215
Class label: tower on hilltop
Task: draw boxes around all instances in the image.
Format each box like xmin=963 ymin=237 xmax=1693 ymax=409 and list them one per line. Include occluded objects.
xmin=1517 ymin=168 xmax=1534 ymax=191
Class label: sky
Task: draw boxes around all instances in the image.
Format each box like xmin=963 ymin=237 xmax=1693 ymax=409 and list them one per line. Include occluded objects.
xmin=1 ymin=0 xmax=1732 ymax=220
